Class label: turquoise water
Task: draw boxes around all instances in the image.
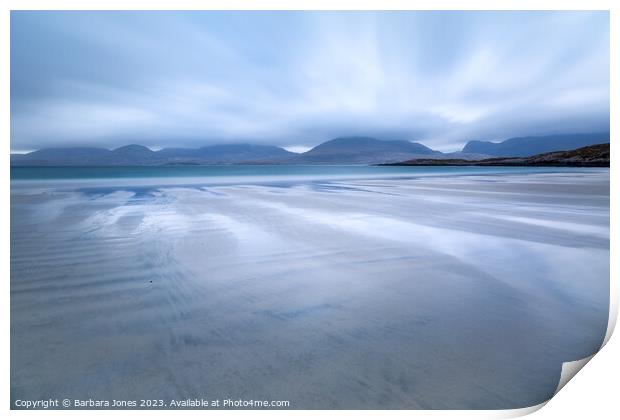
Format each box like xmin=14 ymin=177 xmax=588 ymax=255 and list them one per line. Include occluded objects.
xmin=10 ymin=164 xmax=603 ymax=180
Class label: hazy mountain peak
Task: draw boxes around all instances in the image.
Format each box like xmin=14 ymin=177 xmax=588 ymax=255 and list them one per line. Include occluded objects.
xmin=113 ymin=144 xmax=154 ymax=153
xmin=462 ymin=132 xmax=610 ymax=157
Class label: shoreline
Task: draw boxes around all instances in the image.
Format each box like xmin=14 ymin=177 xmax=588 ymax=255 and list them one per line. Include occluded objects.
xmin=9 ymin=167 xmax=609 ymax=191
xmin=379 ymin=161 xmax=610 ymax=167
xmin=378 ymin=143 xmax=610 ymax=168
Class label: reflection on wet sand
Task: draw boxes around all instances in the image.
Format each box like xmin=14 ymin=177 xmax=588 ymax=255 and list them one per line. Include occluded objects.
xmin=11 ymin=171 xmax=609 ymax=409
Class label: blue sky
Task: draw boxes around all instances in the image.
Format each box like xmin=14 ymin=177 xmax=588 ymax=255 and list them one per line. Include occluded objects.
xmin=10 ymin=11 xmax=610 ymax=153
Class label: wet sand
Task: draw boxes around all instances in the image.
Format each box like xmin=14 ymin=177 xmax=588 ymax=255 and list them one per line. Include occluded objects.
xmin=10 ymin=170 xmax=609 ymax=409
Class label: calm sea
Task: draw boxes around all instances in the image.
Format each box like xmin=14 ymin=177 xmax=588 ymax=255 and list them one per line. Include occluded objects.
xmin=10 ymin=164 xmax=604 ymax=181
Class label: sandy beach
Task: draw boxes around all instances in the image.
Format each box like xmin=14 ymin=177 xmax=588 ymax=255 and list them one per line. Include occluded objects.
xmin=10 ymin=169 xmax=609 ymax=409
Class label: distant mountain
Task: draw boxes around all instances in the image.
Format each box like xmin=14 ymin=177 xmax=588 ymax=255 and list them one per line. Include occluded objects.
xmin=292 ymin=137 xmax=442 ymax=164
xmin=156 ymin=144 xmax=296 ymax=163
xmin=111 ymin=144 xmax=157 ymax=164
xmin=11 ymin=143 xmax=296 ymax=166
xmin=13 ymin=147 xmax=115 ymax=165
xmin=382 ymin=143 xmax=610 ymax=167
xmin=462 ymin=132 xmax=609 ymax=157
xmin=10 ymin=138 xmax=456 ymax=166
xmin=196 ymin=144 xmax=295 ymax=163
xmin=14 ymin=133 xmax=606 ymax=166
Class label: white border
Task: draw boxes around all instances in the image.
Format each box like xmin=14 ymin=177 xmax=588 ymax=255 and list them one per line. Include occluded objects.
xmin=2 ymin=1 xmax=617 ymax=419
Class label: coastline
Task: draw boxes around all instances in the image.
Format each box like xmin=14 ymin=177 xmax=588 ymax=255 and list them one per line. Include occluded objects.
xmin=379 ymin=143 xmax=610 ymax=168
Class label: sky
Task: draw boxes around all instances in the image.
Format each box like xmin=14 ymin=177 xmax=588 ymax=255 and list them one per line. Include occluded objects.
xmin=10 ymin=11 xmax=610 ymax=153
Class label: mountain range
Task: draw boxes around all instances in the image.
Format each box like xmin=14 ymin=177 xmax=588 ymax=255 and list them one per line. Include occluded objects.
xmin=382 ymin=143 xmax=610 ymax=167
xmin=462 ymin=132 xmax=609 ymax=157
xmin=11 ymin=132 xmax=610 ymax=166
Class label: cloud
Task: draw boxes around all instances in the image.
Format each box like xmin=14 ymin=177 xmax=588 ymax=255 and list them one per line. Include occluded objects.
xmin=10 ymin=11 xmax=610 ymax=152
